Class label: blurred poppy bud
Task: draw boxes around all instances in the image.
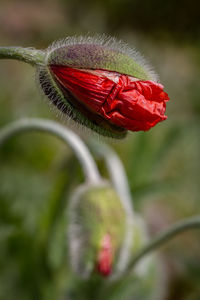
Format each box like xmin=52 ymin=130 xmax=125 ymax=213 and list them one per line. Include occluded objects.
xmin=68 ymin=182 xmax=126 ymax=278
xmin=38 ymin=36 xmax=169 ymax=138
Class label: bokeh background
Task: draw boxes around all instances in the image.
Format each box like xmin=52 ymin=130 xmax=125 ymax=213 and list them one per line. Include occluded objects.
xmin=0 ymin=0 xmax=200 ymax=299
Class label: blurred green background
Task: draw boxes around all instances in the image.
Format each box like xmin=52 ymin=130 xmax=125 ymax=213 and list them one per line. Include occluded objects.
xmin=0 ymin=0 xmax=200 ymax=299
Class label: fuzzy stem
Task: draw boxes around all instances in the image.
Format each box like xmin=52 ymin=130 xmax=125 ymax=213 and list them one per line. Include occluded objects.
xmin=127 ymin=215 xmax=200 ymax=273
xmin=0 ymin=47 xmax=45 ymax=66
xmin=0 ymin=118 xmax=101 ymax=184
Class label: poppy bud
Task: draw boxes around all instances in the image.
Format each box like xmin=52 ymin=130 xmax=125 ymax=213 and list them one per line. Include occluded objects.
xmin=38 ymin=36 xmax=169 ymax=138
xmin=67 ymin=182 xmax=126 ymax=278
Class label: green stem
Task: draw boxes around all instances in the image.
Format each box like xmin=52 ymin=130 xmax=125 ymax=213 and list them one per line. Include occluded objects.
xmin=0 ymin=118 xmax=101 ymax=184
xmin=0 ymin=46 xmax=45 ymax=66
xmin=127 ymin=215 xmax=200 ymax=273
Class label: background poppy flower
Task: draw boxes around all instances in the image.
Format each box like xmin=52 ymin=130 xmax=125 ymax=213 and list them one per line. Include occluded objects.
xmin=68 ymin=184 xmax=126 ymax=278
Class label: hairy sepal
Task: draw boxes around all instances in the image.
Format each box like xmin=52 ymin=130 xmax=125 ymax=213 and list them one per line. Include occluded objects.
xmin=47 ymin=35 xmax=157 ymax=81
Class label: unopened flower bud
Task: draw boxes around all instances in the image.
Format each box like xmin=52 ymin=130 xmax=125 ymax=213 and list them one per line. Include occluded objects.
xmin=68 ymin=182 xmax=126 ymax=278
xmin=38 ymin=36 xmax=169 ymax=138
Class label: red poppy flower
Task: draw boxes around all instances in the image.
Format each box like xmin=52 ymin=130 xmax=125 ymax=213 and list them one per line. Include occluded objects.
xmin=38 ymin=36 xmax=170 ymax=137
xmin=50 ymin=65 xmax=169 ymax=132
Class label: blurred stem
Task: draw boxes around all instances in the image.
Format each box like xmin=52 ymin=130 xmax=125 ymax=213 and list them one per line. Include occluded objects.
xmin=0 ymin=47 xmax=45 ymax=66
xmin=0 ymin=118 xmax=101 ymax=184
xmin=127 ymin=215 xmax=200 ymax=273
xmin=89 ymin=140 xmax=134 ymax=215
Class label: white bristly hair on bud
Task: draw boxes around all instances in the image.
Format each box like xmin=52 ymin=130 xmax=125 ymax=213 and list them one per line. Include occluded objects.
xmin=46 ymin=34 xmax=158 ymax=82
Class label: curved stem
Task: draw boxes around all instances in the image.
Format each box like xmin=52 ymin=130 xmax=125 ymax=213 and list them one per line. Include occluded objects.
xmin=89 ymin=140 xmax=134 ymax=216
xmin=127 ymin=215 xmax=200 ymax=273
xmin=0 ymin=118 xmax=101 ymax=184
xmin=0 ymin=47 xmax=45 ymax=66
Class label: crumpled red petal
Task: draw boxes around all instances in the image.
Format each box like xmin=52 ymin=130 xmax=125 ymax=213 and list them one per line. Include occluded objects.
xmin=96 ymin=234 xmax=113 ymax=276
xmin=50 ymin=65 xmax=169 ymax=132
